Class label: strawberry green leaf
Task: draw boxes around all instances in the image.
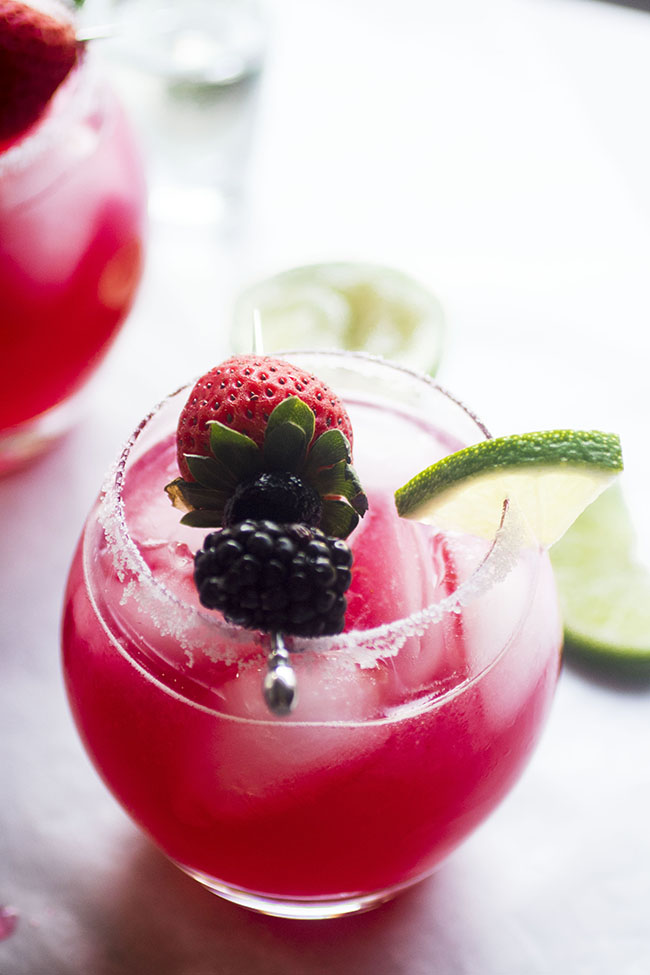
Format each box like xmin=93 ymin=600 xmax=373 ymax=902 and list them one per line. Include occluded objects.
xmin=164 ymin=478 xmax=229 ymax=515
xmin=165 ymin=478 xmax=188 ymax=510
xmin=305 ymin=453 xmax=368 ymax=517
xmin=208 ymin=422 xmax=262 ymax=482
xmin=186 ymin=454 xmax=237 ymax=490
xmin=266 ymin=396 xmax=316 ymax=446
xmin=309 ymin=458 xmax=352 ymax=497
xmin=320 ymin=497 xmax=361 ymax=539
xmin=263 ymin=421 xmax=308 ymax=472
xmin=344 ymin=466 xmax=369 ymax=517
xmin=180 ymin=509 xmax=225 ymax=528
xmin=303 ymin=429 xmax=352 ymax=477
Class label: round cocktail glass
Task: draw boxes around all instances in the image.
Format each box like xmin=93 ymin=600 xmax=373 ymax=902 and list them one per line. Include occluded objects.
xmin=61 ymin=352 xmax=562 ymax=919
xmin=0 ymin=56 xmax=146 ymax=475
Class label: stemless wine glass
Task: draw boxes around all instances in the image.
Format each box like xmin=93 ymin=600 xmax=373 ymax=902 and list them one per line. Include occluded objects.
xmin=0 ymin=54 xmax=147 ymax=475
xmin=61 ymin=352 xmax=562 ymax=919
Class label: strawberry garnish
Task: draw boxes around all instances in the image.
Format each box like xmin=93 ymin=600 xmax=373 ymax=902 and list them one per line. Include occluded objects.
xmin=167 ymin=355 xmax=368 ymax=540
xmin=175 ymin=355 xmax=355 ymax=482
xmin=0 ymin=0 xmax=83 ymax=146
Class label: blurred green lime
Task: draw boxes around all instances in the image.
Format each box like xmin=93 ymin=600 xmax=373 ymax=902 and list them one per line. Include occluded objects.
xmin=551 ymin=483 xmax=650 ymax=673
xmin=231 ymin=262 xmax=446 ymax=375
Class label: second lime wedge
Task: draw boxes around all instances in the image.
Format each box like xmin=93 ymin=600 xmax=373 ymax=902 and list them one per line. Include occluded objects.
xmin=551 ymin=484 xmax=650 ymax=670
xmin=231 ymin=262 xmax=446 ymax=375
xmin=394 ymin=430 xmax=623 ymax=547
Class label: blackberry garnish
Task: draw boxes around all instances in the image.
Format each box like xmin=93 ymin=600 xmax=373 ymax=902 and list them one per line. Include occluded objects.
xmin=223 ymin=472 xmax=322 ymax=528
xmin=194 ymin=520 xmax=354 ymax=637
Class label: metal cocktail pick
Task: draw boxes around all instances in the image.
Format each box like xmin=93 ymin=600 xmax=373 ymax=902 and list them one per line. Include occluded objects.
xmin=251 ymin=309 xmax=299 ymax=717
xmin=263 ymin=632 xmax=298 ymax=716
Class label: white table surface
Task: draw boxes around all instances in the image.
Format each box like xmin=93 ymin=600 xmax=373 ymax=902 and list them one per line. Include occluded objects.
xmin=2 ymin=1 xmax=650 ymax=972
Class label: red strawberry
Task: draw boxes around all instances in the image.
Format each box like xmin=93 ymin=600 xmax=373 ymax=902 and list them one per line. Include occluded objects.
xmin=0 ymin=0 xmax=83 ymax=146
xmin=176 ymin=355 xmax=355 ymax=482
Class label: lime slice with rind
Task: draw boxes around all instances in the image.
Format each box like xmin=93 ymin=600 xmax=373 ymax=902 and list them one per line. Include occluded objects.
xmin=395 ymin=430 xmax=623 ymax=547
xmin=231 ymin=262 xmax=446 ymax=375
xmin=551 ymin=483 xmax=650 ymax=672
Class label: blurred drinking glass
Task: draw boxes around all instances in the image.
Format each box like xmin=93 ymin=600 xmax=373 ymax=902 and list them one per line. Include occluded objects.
xmin=85 ymin=0 xmax=267 ymax=229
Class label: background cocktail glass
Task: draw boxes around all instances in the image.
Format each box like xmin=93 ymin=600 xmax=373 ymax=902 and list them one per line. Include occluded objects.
xmin=0 ymin=55 xmax=147 ymax=475
xmin=61 ymin=352 xmax=562 ymax=919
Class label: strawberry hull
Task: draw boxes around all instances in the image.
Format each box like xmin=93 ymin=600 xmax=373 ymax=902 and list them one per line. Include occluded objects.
xmin=61 ymin=353 xmax=562 ymax=917
xmin=175 ymin=354 xmax=355 ymax=482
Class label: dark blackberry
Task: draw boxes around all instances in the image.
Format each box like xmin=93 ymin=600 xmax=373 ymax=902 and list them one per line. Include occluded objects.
xmin=194 ymin=519 xmax=353 ymax=637
xmin=223 ymin=472 xmax=322 ymax=528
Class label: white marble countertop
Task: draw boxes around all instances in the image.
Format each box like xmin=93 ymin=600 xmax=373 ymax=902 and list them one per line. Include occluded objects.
xmin=2 ymin=1 xmax=650 ymax=972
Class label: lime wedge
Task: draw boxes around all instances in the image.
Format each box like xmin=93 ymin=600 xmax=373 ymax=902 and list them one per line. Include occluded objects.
xmin=394 ymin=430 xmax=623 ymax=547
xmin=231 ymin=262 xmax=446 ymax=375
xmin=551 ymin=484 xmax=650 ymax=670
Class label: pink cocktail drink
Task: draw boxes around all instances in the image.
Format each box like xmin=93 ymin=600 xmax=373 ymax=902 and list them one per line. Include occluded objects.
xmin=62 ymin=353 xmax=561 ymax=918
xmin=0 ymin=58 xmax=146 ymax=472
